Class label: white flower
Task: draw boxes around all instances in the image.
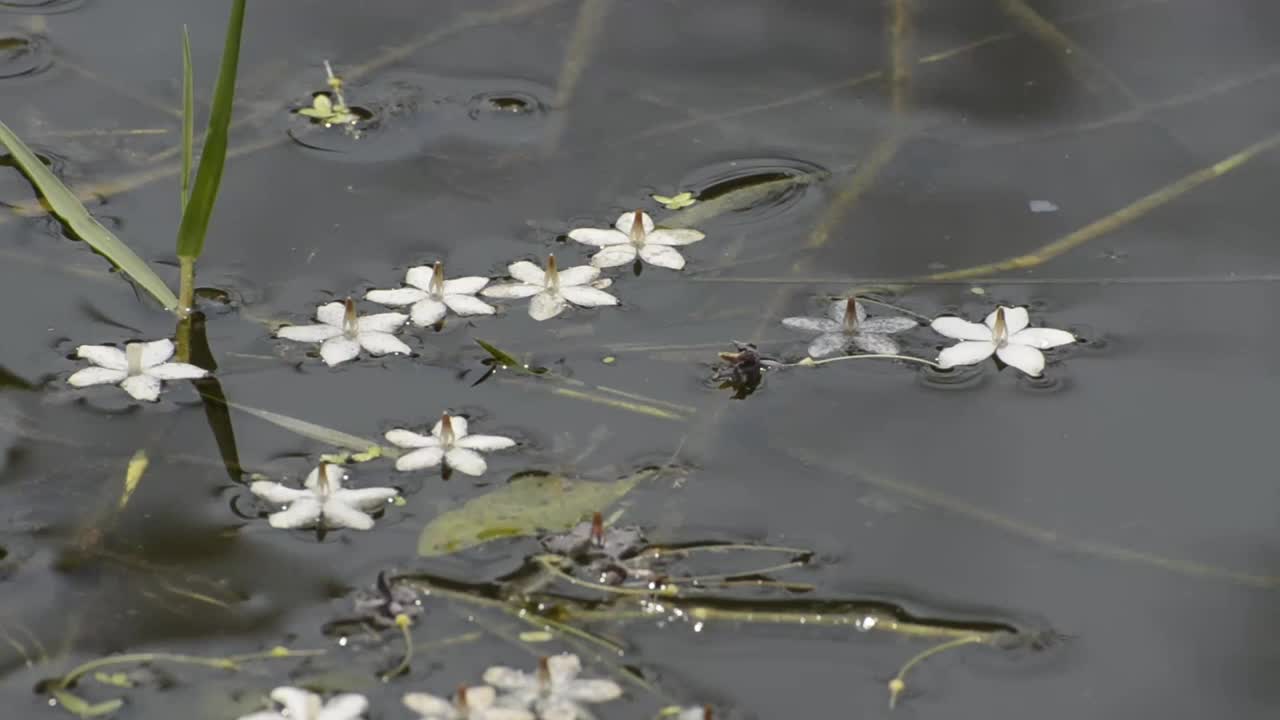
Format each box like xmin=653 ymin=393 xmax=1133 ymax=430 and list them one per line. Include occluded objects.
xmin=483 ymin=653 xmax=622 ymax=720
xmin=276 ymin=298 xmax=410 ymax=366
xmin=237 ymin=686 xmax=367 ymax=720
xmin=250 ymin=463 xmax=397 ymax=530
xmin=782 ymin=298 xmax=918 ymax=357
xmin=67 ymin=338 xmax=208 ymax=402
xmin=931 ymin=305 xmax=1076 ymax=377
xmin=675 ymin=706 xmax=712 ymax=720
xmin=365 ymin=261 xmax=495 ymax=327
xmin=568 ymin=210 xmax=705 ymax=270
xmin=386 ymin=413 xmax=516 ymax=477
xmin=481 ymin=255 xmax=618 ymax=321
xmin=403 ymin=686 xmax=533 ymax=720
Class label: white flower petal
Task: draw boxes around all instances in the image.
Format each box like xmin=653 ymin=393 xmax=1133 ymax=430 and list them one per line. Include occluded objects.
xmin=366 ymin=287 xmax=428 ymax=306
xmin=644 ymin=228 xmax=704 ymax=246
xmin=271 ymin=687 xmax=323 ymax=719
xmin=485 ymin=708 xmax=535 ymax=720
xmin=395 ymin=446 xmax=445 ymax=472
xmin=357 ymin=312 xmax=408 ymax=334
xmin=385 ymin=429 xmax=438 ymax=449
xmin=508 ymin=261 xmax=546 ymax=285
xmin=530 ymin=292 xmax=569 ymax=321
xmin=250 ymin=481 xmax=313 ymax=504
xmin=455 ymin=434 xmax=516 ymax=452
xmin=827 ymin=300 xmax=865 ymax=324
xmin=558 ymin=285 xmax=618 ymax=308
xmin=937 ymin=340 xmax=996 ymax=369
xmin=1011 ymin=327 xmax=1076 ymax=349
xmin=852 ymin=333 xmax=899 ymax=355
xmin=268 ymin=498 xmax=323 ymax=528
xmin=358 ymin=332 xmax=412 ymax=357
xmin=442 ymin=294 xmax=495 ymax=317
xmin=462 ymin=686 xmax=498 ymax=709
xmin=442 ymin=276 xmax=490 ymax=295
xmin=320 ymin=337 xmax=362 ymax=366
xmin=781 ymin=316 xmax=841 ymax=334
xmin=305 ymin=464 xmax=346 ymax=493
xmin=322 ymin=500 xmax=376 ymax=530
xmin=860 ymin=316 xmax=917 ymax=334
xmin=404 ymin=266 xmax=438 ymax=290
xmin=985 ymin=306 xmax=1029 ymax=334
xmin=563 ymin=679 xmax=623 ymax=703
xmin=483 ymin=667 xmax=535 ymax=691
xmin=996 ymin=343 xmax=1046 ymax=376
xmin=546 ymin=654 xmax=582 ymax=685
xmin=316 ymin=302 xmax=347 ymax=327
xmin=638 ymin=244 xmax=686 ymax=269
xmin=235 ymin=712 xmax=285 ymax=720
xmin=120 ymin=374 xmax=162 ymax=402
xmin=402 ymin=692 xmax=455 ymax=717
xmin=75 ymin=345 xmax=127 ymax=370
xmin=535 ymin=699 xmax=578 ymax=720
xmin=481 ymin=283 xmax=543 ymax=299
xmin=807 ymin=333 xmax=848 ymax=358
xmin=146 ymin=362 xmax=208 ymax=380
xmin=614 ymin=211 xmax=654 ymax=235
xmin=333 ymin=487 xmax=397 ymax=510
xmin=68 ymin=366 xmax=128 ymax=387
xmin=317 ymin=693 xmax=368 ymax=720
xmin=277 ymin=324 xmax=345 ymax=343
xmin=556 ymin=265 xmax=600 ymax=287
xmin=433 ymin=414 xmax=468 ymax=438
xmin=930 ymin=316 xmax=992 ymax=341
xmin=445 ymin=447 xmax=487 ymax=476
xmin=590 ymin=244 xmax=638 ymax=268
xmin=569 ymin=228 xmax=630 ymax=247
xmin=137 ymin=339 xmax=176 ymax=368
xmin=410 ymin=299 xmax=448 ymax=327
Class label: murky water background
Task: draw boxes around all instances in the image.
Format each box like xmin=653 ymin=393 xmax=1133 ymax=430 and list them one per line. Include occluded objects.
xmin=3 ymin=0 xmax=1280 ymax=717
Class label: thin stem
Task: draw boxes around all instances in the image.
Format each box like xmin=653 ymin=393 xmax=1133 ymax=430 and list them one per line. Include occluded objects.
xmin=380 ymin=614 xmax=415 ymax=681
xmin=533 ymin=555 xmax=678 ymax=597
xmin=177 ymin=255 xmax=196 ymax=318
xmin=57 ymin=646 xmax=325 ymax=687
xmin=787 ymin=353 xmax=941 ymax=369
xmin=888 ymin=635 xmax=985 ymax=709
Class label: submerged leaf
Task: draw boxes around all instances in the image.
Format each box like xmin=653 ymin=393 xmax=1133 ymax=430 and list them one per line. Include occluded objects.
xmin=227 ymin=401 xmax=393 ymax=456
xmin=417 ymin=468 xmax=659 ymax=556
xmin=476 ymin=338 xmax=546 ymax=375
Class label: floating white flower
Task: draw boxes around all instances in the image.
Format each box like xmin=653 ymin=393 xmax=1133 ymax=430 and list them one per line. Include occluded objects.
xmin=568 ymin=210 xmax=705 ymax=270
xmin=483 ymin=653 xmax=622 ymax=720
xmin=67 ymin=338 xmax=207 ymax=402
xmin=276 ymin=298 xmax=410 ymax=366
xmin=385 ymin=413 xmax=516 ymax=477
xmin=931 ymin=305 xmax=1076 ymax=377
xmin=481 ymin=255 xmax=617 ymax=321
xmin=250 ymin=463 xmax=397 ymax=530
xmin=237 ymin=686 xmax=368 ymax=720
xmin=365 ymin=261 xmax=495 ymax=327
xmin=781 ymin=298 xmax=918 ymax=357
xmin=403 ymin=686 xmax=533 ymax=720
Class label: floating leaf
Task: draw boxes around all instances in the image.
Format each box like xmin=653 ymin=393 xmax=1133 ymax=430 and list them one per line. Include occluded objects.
xmin=476 ymin=339 xmax=546 ymax=375
xmin=116 ymin=449 xmax=149 ymax=510
xmin=652 ymin=191 xmax=696 ymax=210
xmin=660 ymin=170 xmax=826 ymax=229
xmin=417 ymin=468 xmax=659 ymax=556
xmin=0 ymin=120 xmax=179 ymax=310
xmin=226 ymin=401 xmax=393 ymax=457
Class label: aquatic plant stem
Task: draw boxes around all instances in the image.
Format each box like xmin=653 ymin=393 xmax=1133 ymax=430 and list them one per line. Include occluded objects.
xmin=532 ymin=554 xmax=679 ymax=597
xmin=52 ymin=646 xmax=325 ymax=688
xmin=380 ymin=614 xmax=415 ymax=681
xmin=788 ymin=353 xmax=940 ymax=369
xmin=888 ymin=635 xmax=984 ymax=709
xmin=178 ymin=255 xmax=195 ymax=317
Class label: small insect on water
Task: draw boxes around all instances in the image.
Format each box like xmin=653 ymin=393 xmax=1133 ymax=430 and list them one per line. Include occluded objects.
xmin=712 ymin=342 xmax=778 ymax=398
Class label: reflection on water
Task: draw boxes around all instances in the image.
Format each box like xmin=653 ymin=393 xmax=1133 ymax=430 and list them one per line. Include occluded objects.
xmin=3 ymin=0 xmax=1280 ymax=717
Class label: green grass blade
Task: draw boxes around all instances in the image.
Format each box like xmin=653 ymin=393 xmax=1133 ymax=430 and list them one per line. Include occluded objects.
xmin=180 ymin=25 xmax=193 ymax=211
xmin=175 ymin=0 xmax=245 ymax=259
xmin=0 ymin=120 xmax=179 ymax=310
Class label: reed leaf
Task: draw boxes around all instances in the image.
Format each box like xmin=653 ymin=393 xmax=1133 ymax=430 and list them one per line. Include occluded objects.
xmin=0 ymin=120 xmax=179 ymax=310
xmin=180 ymin=25 xmax=193 ymax=210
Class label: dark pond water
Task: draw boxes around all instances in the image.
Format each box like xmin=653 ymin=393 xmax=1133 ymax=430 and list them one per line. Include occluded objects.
xmin=3 ymin=0 xmax=1280 ymax=717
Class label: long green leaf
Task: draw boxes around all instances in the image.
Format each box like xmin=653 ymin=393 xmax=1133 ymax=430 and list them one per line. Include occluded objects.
xmin=180 ymin=25 xmax=194 ymax=211
xmin=225 ymin=400 xmax=392 ymax=456
xmin=175 ymin=0 xmax=245 ymax=259
xmin=0 ymin=120 xmax=179 ymax=310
